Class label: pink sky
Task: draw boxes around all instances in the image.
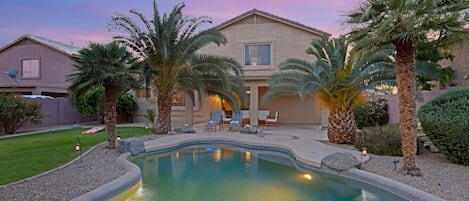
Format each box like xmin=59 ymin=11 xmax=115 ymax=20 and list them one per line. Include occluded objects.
xmin=0 ymin=0 xmax=363 ymax=47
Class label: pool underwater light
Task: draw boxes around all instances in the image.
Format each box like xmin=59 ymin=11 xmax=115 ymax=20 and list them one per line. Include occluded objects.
xmin=303 ymin=174 xmax=313 ymax=181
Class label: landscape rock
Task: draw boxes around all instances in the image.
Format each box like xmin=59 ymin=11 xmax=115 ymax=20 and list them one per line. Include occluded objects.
xmin=321 ymin=152 xmax=361 ymax=171
xmin=240 ymin=127 xmax=257 ymax=134
xmin=173 ymin=127 xmax=196 ymax=133
xmin=118 ymin=138 xmax=145 ymax=156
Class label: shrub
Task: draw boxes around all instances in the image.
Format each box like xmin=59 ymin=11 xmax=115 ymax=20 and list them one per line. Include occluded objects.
xmin=354 ymin=98 xmax=389 ymax=129
xmin=0 ymin=94 xmax=44 ymax=134
xmin=418 ymin=88 xmax=469 ymax=165
xmin=75 ymin=87 xmax=104 ymax=117
xmin=355 ymin=124 xmax=423 ymax=156
xmin=117 ymin=93 xmax=138 ymax=115
xmin=75 ymin=86 xmax=138 ymax=117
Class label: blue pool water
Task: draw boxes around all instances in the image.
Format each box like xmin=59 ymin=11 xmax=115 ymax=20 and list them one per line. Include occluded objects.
xmin=127 ymin=143 xmax=407 ymax=201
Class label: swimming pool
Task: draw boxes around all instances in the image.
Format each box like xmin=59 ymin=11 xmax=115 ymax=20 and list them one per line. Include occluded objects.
xmin=126 ymin=142 xmax=407 ymax=201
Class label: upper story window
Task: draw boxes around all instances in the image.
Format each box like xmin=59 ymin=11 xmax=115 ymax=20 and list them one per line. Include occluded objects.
xmin=244 ymin=44 xmax=271 ymax=66
xmin=21 ymin=59 xmax=40 ymax=79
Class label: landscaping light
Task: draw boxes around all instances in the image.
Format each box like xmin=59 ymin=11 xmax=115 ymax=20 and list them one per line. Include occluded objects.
xmin=75 ymin=138 xmax=82 ymax=162
xmin=145 ymin=125 xmax=149 ymax=129
xmin=360 ymin=147 xmax=367 ymax=169
xmin=116 ymin=136 xmax=121 ymax=142
xmin=393 ymin=159 xmax=400 ymax=170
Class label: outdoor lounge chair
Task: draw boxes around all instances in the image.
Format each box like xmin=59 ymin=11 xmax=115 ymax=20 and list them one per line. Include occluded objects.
xmin=229 ymin=111 xmax=243 ymax=131
xmin=205 ymin=110 xmax=222 ymax=131
xmin=265 ymin=111 xmax=279 ymax=126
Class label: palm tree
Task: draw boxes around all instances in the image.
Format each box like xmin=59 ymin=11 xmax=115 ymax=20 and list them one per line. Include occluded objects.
xmin=109 ymin=1 xmax=246 ymax=134
xmin=264 ymin=35 xmax=395 ymax=144
xmin=68 ymin=42 xmax=140 ymax=149
xmin=345 ymin=0 xmax=469 ymax=172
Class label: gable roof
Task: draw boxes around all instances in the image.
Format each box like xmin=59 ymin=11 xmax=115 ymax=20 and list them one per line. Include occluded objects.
xmin=214 ymin=9 xmax=330 ymax=36
xmin=0 ymin=34 xmax=81 ymax=55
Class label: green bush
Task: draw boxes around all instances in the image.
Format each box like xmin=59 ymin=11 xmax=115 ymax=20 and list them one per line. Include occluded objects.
xmin=0 ymin=94 xmax=44 ymax=134
xmin=75 ymin=86 xmax=138 ymax=117
xmin=354 ymin=98 xmax=389 ymax=129
xmin=355 ymin=124 xmax=423 ymax=156
xmin=117 ymin=93 xmax=138 ymax=115
xmin=418 ymin=88 xmax=469 ymax=165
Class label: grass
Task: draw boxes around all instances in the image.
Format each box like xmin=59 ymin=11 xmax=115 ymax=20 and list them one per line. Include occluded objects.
xmin=0 ymin=127 xmax=151 ymax=185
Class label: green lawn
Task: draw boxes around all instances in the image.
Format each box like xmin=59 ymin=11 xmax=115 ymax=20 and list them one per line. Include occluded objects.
xmin=0 ymin=127 xmax=151 ymax=185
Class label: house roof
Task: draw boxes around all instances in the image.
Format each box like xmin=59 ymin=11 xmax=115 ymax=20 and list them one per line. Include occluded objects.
xmin=214 ymin=9 xmax=330 ymax=36
xmin=0 ymin=34 xmax=81 ymax=55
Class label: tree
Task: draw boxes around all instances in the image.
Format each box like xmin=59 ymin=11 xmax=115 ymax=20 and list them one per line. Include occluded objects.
xmin=263 ymin=35 xmax=395 ymax=144
xmin=415 ymin=37 xmax=457 ymax=89
xmin=68 ymin=42 xmax=140 ymax=149
xmin=346 ymin=0 xmax=469 ymax=173
xmin=0 ymin=94 xmax=43 ymax=134
xmin=109 ymin=1 xmax=247 ymax=134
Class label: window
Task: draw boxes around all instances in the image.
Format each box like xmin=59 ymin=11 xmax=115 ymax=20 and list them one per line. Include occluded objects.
xmin=136 ymin=88 xmax=152 ymax=98
xmin=21 ymin=59 xmax=40 ymax=78
xmin=244 ymin=44 xmax=271 ymax=66
xmin=172 ymin=92 xmax=185 ymax=106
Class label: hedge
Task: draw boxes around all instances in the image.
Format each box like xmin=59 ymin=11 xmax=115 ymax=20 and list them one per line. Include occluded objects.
xmin=418 ymin=88 xmax=469 ymax=165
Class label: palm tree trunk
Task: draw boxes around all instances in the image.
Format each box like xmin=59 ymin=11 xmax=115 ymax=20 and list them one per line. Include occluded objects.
xmin=156 ymin=93 xmax=172 ymax=134
xmin=104 ymin=84 xmax=118 ymax=149
xmin=394 ymin=41 xmax=418 ymax=172
xmin=328 ymin=108 xmax=356 ymax=144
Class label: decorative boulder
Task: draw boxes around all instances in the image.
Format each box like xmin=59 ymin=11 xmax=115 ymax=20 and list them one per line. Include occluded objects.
xmin=118 ymin=138 xmax=145 ymax=156
xmin=240 ymin=127 xmax=257 ymax=134
xmin=174 ymin=127 xmax=196 ymax=133
xmin=321 ymin=152 xmax=361 ymax=171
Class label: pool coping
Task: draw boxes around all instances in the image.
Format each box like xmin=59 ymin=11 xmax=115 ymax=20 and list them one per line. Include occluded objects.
xmin=83 ymin=134 xmax=445 ymax=201
xmin=71 ymin=152 xmax=141 ymax=201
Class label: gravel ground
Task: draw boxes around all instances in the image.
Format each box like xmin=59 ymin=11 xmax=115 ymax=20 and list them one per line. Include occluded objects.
xmin=364 ymin=150 xmax=469 ymax=201
xmin=1 ymin=135 xmax=467 ymax=201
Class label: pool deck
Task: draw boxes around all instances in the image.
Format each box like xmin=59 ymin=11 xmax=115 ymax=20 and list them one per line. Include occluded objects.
xmin=145 ymin=124 xmax=368 ymax=167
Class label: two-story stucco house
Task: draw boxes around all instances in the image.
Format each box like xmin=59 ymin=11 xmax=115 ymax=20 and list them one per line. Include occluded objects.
xmin=0 ymin=34 xmax=80 ymax=97
xmin=167 ymin=9 xmax=330 ymax=127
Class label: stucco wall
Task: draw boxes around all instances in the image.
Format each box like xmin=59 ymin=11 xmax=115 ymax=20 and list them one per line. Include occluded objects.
xmin=200 ymin=15 xmax=321 ymax=79
xmin=0 ymin=39 xmax=73 ymax=94
xmin=440 ymin=43 xmax=469 ymax=87
xmin=380 ymin=88 xmax=458 ymax=123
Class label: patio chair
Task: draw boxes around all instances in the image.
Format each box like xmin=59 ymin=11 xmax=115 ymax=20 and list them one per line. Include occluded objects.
xmin=229 ymin=111 xmax=243 ymax=131
xmin=265 ymin=111 xmax=279 ymax=126
xmin=205 ymin=110 xmax=222 ymax=132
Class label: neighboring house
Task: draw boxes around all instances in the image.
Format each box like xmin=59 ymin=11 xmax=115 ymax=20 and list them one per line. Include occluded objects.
xmin=162 ymin=9 xmax=330 ymax=127
xmin=0 ymin=34 xmax=80 ymax=97
xmin=0 ymin=34 xmax=98 ymax=127
xmin=440 ymin=43 xmax=469 ymax=87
